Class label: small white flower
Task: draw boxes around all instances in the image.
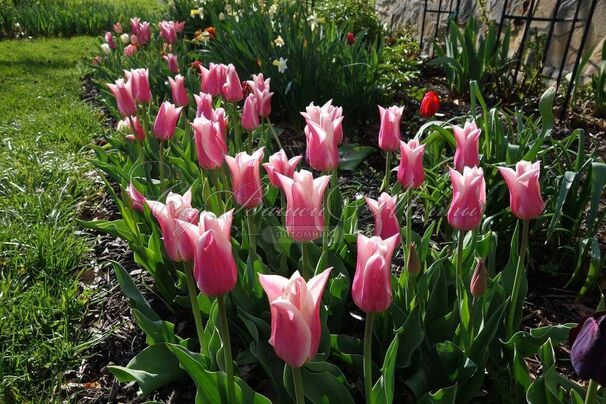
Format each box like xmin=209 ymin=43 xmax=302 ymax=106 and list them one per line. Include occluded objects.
xmin=268 ymin=4 xmax=278 ymax=17
xmin=273 ymin=57 xmax=288 ymax=73
xmin=307 ymin=13 xmax=324 ymax=31
xmin=218 ymin=12 xmax=225 ymax=20
xmin=100 ymin=43 xmax=111 ymax=54
xmin=224 ymin=4 xmax=232 ymax=13
xmin=274 ymin=35 xmax=284 ymax=47
xmin=120 ymin=33 xmax=130 ymax=44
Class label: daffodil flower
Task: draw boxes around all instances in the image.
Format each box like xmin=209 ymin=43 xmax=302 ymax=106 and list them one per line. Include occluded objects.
xmin=273 ymin=57 xmax=288 ymax=74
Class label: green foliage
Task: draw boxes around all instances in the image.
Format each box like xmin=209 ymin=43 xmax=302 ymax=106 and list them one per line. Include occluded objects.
xmin=378 ymin=30 xmax=423 ymax=103
xmin=591 ymin=39 xmax=606 ymax=116
xmin=315 ymin=0 xmax=384 ymax=43
xmin=0 ymin=37 xmax=105 ymax=402
xmin=0 ymin=0 xmax=162 ymax=38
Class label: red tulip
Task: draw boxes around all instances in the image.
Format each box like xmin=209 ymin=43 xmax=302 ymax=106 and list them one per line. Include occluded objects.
xmin=447 ymin=166 xmax=486 ymax=231
xmin=259 ymin=268 xmax=332 ymax=367
xmin=107 ymin=78 xmax=136 ymax=117
xmin=153 ymin=101 xmax=182 ymax=140
xmin=378 ymin=105 xmax=403 ymax=152
xmin=419 ymin=90 xmax=440 ymax=118
xmin=453 ymin=121 xmax=481 ymax=171
xmin=397 ymin=138 xmax=425 ymax=189
xmin=569 ymin=311 xmax=606 ymax=385
xmin=365 ymin=193 xmax=400 ymax=243
xmin=346 ymin=32 xmax=355 ymax=45
xmin=263 ymin=149 xmax=303 ymax=189
xmin=276 ymin=170 xmax=330 ymax=242
xmin=168 ymin=74 xmax=189 ymax=107
xmin=498 ymin=161 xmax=545 ymax=220
xmin=225 ymin=149 xmax=265 ymax=209
xmin=352 ymin=233 xmax=398 ymax=313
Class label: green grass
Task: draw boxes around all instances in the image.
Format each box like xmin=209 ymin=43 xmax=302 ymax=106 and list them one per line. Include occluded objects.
xmin=0 ymin=37 xmax=107 ymax=402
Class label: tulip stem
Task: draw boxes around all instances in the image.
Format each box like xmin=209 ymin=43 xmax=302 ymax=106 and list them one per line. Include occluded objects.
xmin=405 ymin=189 xmax=413 ymax=260
xmin=301 ymin=242 xmax=311 ymax=279
xmin=364 ymin=312 xmax=375 ymax=404
xmin=217 ymin=295 xmax=236 ymax=404
xmin=456 ymin=230 xmax=471 ymax=348
xmin=159 ymin=140 xmax=165 ymax=184
xmin=265 ymin=116 xmax=283 ymax=150
xmin=381 ymin=151 xmax=391 ymax=192
xmin=506 ymin=219 xmax=530 ymax=338
xmin=585 ymin=379 xmax=598 ymax=404
xmin=184 ymin=262 xmax=206 ymax=355
xmin=247 ymin=209 xmax=258 ymax=263
xmin=291 ymin=366 xmax=305 ymax=404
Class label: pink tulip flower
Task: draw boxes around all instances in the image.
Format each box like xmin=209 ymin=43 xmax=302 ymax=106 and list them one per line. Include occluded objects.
xmin=276 ymin=170 xmax=330 ymax=242
xmin=113 ymin=22 xmax=123 ymax=34
xmin=126 ymin=182 xmax=146 ymax=211
xmin=498 ymin=160 xmax=545 ymax=220
xmin=163 ymin=53 xmax=179 ymax=73
xmin=470 ymin=259 xmax=487 ymax=298
xmin=221 ymin=64 xmax=244 ymax=102
xmin=153 ymin=101 xmax=182 ymax=141
xmin=200 ymin=63 xmax=228 ymax=96
xmin=130 ymin=17 xmax=141 ymax=35
xmin=146 ymin=189 xmax=199 ymax=262
xmin=194 ymin=92 xmax=214 ymax=120
xmin=107 ymin=79 xmax=137 ymax=118
xmin=180 ymin=210 xmax=237 ymax=296
xmin=453 ymin=121 xmax=481 ymax=171
xmin=365 ymin=193 xmax=401 ymax=243
xmin=138 ymin=22 xmax=151 ymax=45
xmin=251 ymin=87 xmax=273 ymax=117
xmin=447 ymin=166 xmax=486 ymax=231
xmin=241 ymin=94 xmax=260 ymax=132
xmin=246 ymin=73 xmax=271 ymax=92
xmin=225 ymin=149 xmax=265 ymax=209
xmin=159 ymin=20 xmax=185 ymax=44
xmin=168 ymin=74 xmax=189 ymax=107
xmin=192 ymin=116 xmax=227 ymax=170
xmin=124 ymin=44 xmax=138 ymax=57
xmin=124 ymin=68 xmax=152 ymax=104
xmin=353 ymin=233 xmax=398 ymax=313
xmin=397 ymin=138 xmax=425 ymax=189
xmin=378 ymin=105 xmax=403 ymax=152
xmin=104 ymin=31 xmax=116 ymax=49
xmin=259 ymin=268 xmax=332 ymax=367
xmin=302 ymin=100 xmax=344 ymax=145
xmin=263 ymin=149 xmax=303 ymax=188
xmin=117 ymin=116 xmax=145 ymax=141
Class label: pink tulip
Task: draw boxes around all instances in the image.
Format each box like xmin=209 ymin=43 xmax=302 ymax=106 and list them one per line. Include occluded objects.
xmin=276 ymin=170 xmax=330 ymax=242
xmin=246 ymin=73 xmax=271 ymax=93
xmin=124 ymin=44 xmax=138 ymax=57
xmin=107 ymin=79 xmax=137 ymax=117
xmin=225 ymin=149 xmax=265 ymax=209
xmin=138 ymin=22 xmax=151 ymax=45
xmin=302 ymin=100 xmax=344 ymax=145
xmin=126 ymin=182 xmax=146 ymax=211
xmin=263 ymin=149 xmax=303 ymax=188
xmin=192 ymin=116 xmax=227 ymax=170
xmin=353 ymin=233 xmax=398 ymax=313
xmin=453 ymin=121 xmax=481 ymax=171
xmin=104 ymin=32 xmax=116 ymax=49
xmin=221 ymin=64 xmax=244 ymax=102
xmin=124 ymin=68 xmax=152 ymax=104
xmin=168 ymin=74 xmax=189 ymax=107
xmin=251 ymin=87 xmax=273 ymax=117
xmin=470 ymin=259 xmax=487 ymax=298
xmin=301 ymin=105 xmax=343 ymax=172
xmin=163 ymin=53 xmax=179 ymax=73
xmin=146 ymin=189 xmax=199 ymax=262
xmin=447 ymin=166 xmax=486 ymax=231
xmin=365 ymin=193 xmax=400 ymax=243
xmin=241 ymin=94 xmax=260 ymax=132
xmin=259 ymin=268 xmax=332 ymax=367
xmin=180 ymin=210 xmax=237 ymax=296
xmin=194 ymin=92 xmax=213 ymax=120
xmin=213 ymin=107 xmax=229 ymax=140
xmin=159 ymin=20 xmax=185 ymax=44
xmin=397 ymin=138 xmax=425 ymax=189
xmin=130 ymin=17 xmax=142 ymax=35
xmin=498 ymin=161 xmax=545 ymax=220
xmin=117 ymin=116 xmax=145 ymax=141
xmin=200 ymin=63 xmax=228 ymax=96
xmin=153 ymin=101 xmax=182 ymax=140
xmin=113 ymin=22 xmax=123 ymax=34
xmin=378 ymin=106 xmax=403 ymax=152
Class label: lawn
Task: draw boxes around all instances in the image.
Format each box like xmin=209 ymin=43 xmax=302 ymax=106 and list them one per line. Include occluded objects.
xmin=0 ymin=36 xmax=106 ymax=402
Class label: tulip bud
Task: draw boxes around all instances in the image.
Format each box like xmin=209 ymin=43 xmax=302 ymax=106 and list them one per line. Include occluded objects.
xmin=225 ymin=149 xmax=265 ymax=209
xmin=124 ymin=44 xmax=138 ymax=57
xmin=259 ymin=268 xmax=332 ymax=367
xmin=107 ymin=79 xmax=136 ymax=117
xmin=163 ymin=53 xmax=180 ymax=74
xmin=222 ymin=64 xmax=244 ymax=102
xmin=407 ymin=242 xmax=421 ymax=276
xmin=117 ymin=116 xmax=145 ymax=141
xmin=126 ymin=182 xmax=146 ymax=212
xmin=453 ymin=121 xmax=481 ymax=172
xmin=276 ymin=170 xmax=330 ymax=242
xmin=346 ymin=32 xmax=355 ymax=45
xmin=100 ymin=43 xmax=111 ymax=54
xmin=419 ymin=90 xmax=440 ymax=118
xmin=353 ymin=234 xmax=398 ymax=313
xmin=470 ymin=259 xmax=487 ymax=298
xmin=104 ymin=31 xmax=116 ymax=49
xmin=498 ymin=161 xmax=545 ymax=220
xmin=570 ymin=311 xmax=606 ymax=385
xmin=378 ymin=105 xmax=403 ymax=152
xmin=113 ymin=22 xmax=123 ymax=34
xmin=168 ymin=74 xmax=189 ymax=107
xmin=447 ymin=167 xmax=486 ymax=231
xmin=242 ymin=94 xmax=260 ymax=132
xmin=153 ymin=101 xmax=182 ymax=141
xmin=397 ymin=138 xmax=425 ymax=189
xmin=192 ymin=116 xmax=226 ymax=170
xmin=120 ymin=33 xmax=130 ymax=44
xmin=365 ymin=193 xmax=400 ymax=242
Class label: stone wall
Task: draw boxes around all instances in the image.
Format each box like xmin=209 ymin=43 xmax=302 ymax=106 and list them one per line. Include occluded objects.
xmin=375 ymin=0 xmax=606 ymax=78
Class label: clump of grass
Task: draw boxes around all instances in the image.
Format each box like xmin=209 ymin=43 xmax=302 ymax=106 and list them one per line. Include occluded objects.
xmin=0 ymin=37 xmax=106 ymax=402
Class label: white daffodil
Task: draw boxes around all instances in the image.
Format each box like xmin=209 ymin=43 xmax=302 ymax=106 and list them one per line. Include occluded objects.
xmin=273 ymin=57 xmax=288 ymax=74
xmin=274 ymin=35 xmax=284 ymax=47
